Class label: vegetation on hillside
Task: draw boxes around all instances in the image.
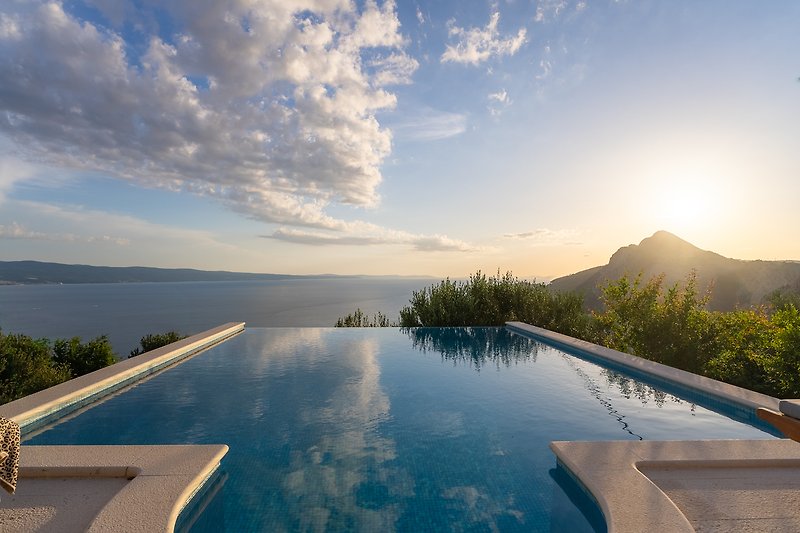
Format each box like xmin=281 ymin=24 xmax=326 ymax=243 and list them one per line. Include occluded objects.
xmin=336 ymin=269 xmax=800 ymax=398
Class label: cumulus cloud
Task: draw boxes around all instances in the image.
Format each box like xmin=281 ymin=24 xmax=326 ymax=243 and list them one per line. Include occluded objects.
xmin=441 ymin=11 xmax=526 ymax=66
xmin=0 ymin=0 xmax=417 ymax=230
xmin=266 ymin=227 xmax=480 ymax=252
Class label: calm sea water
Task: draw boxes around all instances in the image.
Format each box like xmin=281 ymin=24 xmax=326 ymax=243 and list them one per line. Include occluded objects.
xmin=0 ymin=278 xmax=431 ymax=355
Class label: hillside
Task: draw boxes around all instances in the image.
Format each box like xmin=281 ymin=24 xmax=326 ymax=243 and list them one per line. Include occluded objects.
xmin=549 ymin=231 xmax=800 ymax=311
xmin=0 ymin=260 xmax=313 ymax=285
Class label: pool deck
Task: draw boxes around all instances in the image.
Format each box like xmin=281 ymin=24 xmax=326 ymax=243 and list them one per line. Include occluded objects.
xmin=552 ymin=439 xmax=800 ymax=532
xmin=1 ymin=444 xmax=228 ymax=533
xmin=508 ymin=322 xmax=800 ymax=532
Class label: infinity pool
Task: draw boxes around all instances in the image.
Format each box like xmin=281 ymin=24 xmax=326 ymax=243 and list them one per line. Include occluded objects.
xmin=24 ymin=327 xmax=773 ymax=531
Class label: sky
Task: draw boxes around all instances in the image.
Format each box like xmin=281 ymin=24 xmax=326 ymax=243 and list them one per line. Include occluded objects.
xmin=0 ymin=0 xmax=798 ymax=278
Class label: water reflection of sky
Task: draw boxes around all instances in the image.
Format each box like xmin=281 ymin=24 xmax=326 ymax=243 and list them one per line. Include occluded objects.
xmin=26 ymin=327 xmax=772 ymax=532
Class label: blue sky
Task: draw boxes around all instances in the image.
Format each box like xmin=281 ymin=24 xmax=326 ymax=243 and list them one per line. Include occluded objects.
xmin=0 ymin=0 xmax=798 ymax=277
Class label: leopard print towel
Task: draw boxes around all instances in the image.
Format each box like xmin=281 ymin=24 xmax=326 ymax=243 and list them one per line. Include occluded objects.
xmin=0 ymin=417 xmax=20 ymax=494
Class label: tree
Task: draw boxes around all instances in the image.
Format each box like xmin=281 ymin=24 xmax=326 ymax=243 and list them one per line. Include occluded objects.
xmin=0 ymin=331 xmax=71 ymax=404
xmin=53 ymin=335 xmax=116 ymax=377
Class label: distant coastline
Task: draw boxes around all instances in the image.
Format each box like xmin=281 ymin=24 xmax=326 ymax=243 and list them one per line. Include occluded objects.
xmin=0 ymin=260 xmax=427 ymax=285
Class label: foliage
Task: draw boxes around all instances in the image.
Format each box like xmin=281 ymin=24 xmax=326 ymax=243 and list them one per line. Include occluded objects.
xmin=766 ymin=288 xmax=800 ymax=314
xmin=703 ymin=305 xmax=800 ymax=397
xmin=1 ymin=328 xmax=192 ymax=404
xmin=334 ymin=309 xmax=396 ymax=327
xmin=397 ymin=270 xmax=590 ymax=337
xmin=591 ymin=272 xmax=715 ymax=374
xmin=129 ymin=331 xmax=188 ymax=358
xmin=591 ymin=272 xmax=800 ymax=398
xmin=53 ymin=335 xmax=116 ymax=377
xmin=0 ymin=331 xmax=71 ymax=404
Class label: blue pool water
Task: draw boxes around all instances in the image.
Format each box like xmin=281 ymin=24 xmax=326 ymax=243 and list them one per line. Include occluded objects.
xmin=24 ymin=328 xmax=773 ymax=531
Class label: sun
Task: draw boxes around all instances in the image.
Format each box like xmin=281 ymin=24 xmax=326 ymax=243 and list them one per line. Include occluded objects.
xmin=649 ymin=171 xmax=721 ymax=234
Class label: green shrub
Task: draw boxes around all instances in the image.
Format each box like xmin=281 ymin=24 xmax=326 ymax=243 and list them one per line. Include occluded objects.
xmin=397 ymin=270 xmax=589 ymax=336
xmin=129 ymin=331 xmax=188 ymax=358
xmin=701 ymin=305 xmax=800 ymax=397
xmin=0 ymin=331 xmax=71 ymax=404
xmin=703 ymin=309 xmax=774 ymax=394
xmin=591 ymin=272 xmax=715 ymax=373
xmin=53 ymin=335 xmax=116 ymax=378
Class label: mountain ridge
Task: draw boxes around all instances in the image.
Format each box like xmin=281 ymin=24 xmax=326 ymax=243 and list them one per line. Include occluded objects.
xmin=549 ymin=231 xmax=800 ymax=311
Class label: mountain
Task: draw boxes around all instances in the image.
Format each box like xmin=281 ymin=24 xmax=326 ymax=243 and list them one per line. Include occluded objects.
xmin=0 ymin=260 xmax=320 ymax=285
xmin=548 ymin=231 xmax=800 ymax=311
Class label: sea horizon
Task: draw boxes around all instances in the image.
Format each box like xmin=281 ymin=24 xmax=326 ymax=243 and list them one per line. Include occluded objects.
xmin=0 ymin=278 xmax=435 ymax=356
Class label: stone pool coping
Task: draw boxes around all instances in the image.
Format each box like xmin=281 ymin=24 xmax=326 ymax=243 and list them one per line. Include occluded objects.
xmin=0 ymin=322 xmax=245 ymax=431
xmin=1 ymin=444 xmax=229 ymax=532
xmin=551 ymin=439 xmax=800 ymax=532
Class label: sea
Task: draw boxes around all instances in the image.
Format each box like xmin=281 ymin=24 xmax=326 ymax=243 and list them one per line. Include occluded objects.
xmin=0 ymin=277 xmax=433 ymax=357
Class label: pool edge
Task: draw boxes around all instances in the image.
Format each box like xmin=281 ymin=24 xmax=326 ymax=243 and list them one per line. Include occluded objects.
xmin=0 ymin=322 xmax=245 ymax=432
xmin=505 ymin=321 xmax=780 ymax=413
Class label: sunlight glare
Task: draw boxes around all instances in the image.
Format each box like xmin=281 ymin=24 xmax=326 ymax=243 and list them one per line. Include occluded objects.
xmin=650 ymin=170 xmax=722 ymax=234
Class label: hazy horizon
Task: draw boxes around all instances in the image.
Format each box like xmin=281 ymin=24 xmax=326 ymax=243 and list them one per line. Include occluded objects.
xmin=1 ymin=1 xmax=798 ymax=279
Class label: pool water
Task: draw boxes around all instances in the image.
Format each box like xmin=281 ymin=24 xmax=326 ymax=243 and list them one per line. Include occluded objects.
xmin=25 ymin=327 xmax=773 ymax=532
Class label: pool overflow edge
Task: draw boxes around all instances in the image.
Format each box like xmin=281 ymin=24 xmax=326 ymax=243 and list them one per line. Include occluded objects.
xmin=0 ymin=322 xmax=246 ymax=435
xmin=504 ymin=321 xmax=782 ymax=436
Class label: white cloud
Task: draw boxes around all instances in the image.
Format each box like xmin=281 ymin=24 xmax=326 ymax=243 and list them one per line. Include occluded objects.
xmin=266 ymin=226 xmax=481 ymax=252
xmin=0 ymin=1 xmax=417 ymax=230
xmin=503 ymin=228 xmax=579 ymax=245
xmin=6 ymin=200 xmax=235 ymax=250
xmin=0 ymin=221 xmax=130 ymax=245
xmin=488 ymin=90 xmax=509 ymax=104
xmin=267 ymin=228 xmax=384 ymax=246
xmin=487 ymin=89 xmax=511 ymax=115
xmin=534 ymin=0 xmax=569 ymax=23
xmin=0 ymin=155 xmax=35 ymax=202
xmin=388 ymin=108 xmax=467 ymax=141
xmin=441 ymin=11 xmax=526 ymax=66
xmin=537 ymin=44 xmax=554 ymax=80
xmin=369 ymin=52 xmax=419 ymax=86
